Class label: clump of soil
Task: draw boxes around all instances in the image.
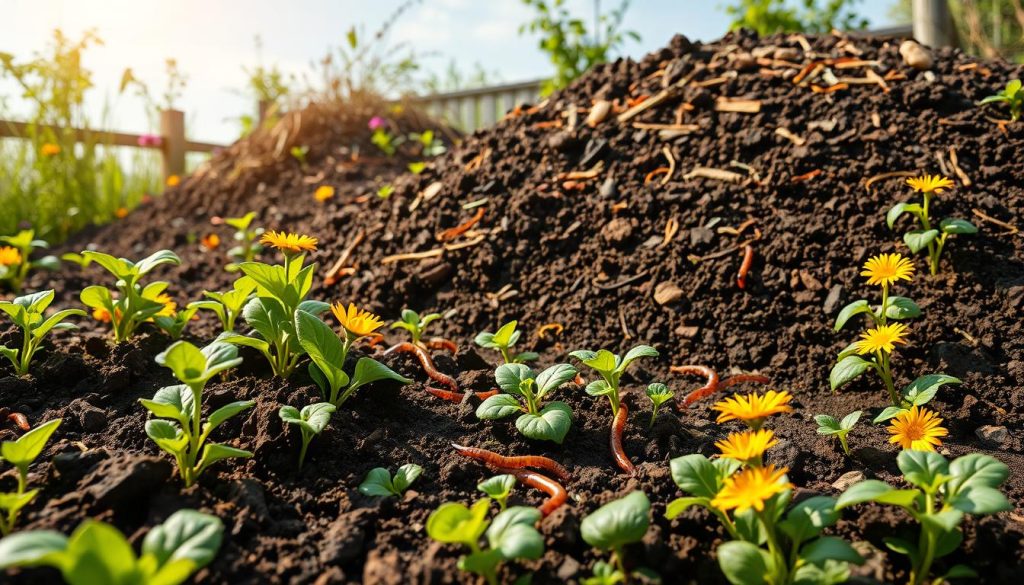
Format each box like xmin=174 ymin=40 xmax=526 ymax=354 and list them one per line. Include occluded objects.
xmin=4 ymin=30 xmax=1024 ymax=584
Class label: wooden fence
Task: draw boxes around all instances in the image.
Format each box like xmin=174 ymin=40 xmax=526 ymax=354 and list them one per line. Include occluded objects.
xmin=408 ymin=79 xmax=545 ymax=133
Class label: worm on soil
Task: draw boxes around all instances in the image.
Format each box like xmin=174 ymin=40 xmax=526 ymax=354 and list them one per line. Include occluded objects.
xmin=737 ymin=244 xmax=754 ymax=289
xmin=425 ymin=338 xmax=458 ymax=354
xmin=424 ymin=387 xmax=499 ymax=403
xmin=451 ymin=443 xmax=571 ymax=482
xmin=384 ymin=342 xmax=458 ymax=392
xmin=610 ymin=402 xmax=635 ymax=475
xmin=494 ymin=465 xmax=568 ymax=517
xmin=671 ymin=365 xmax=720 ymax=408
xmin=6 ymin=412 xmax=30 ymax=431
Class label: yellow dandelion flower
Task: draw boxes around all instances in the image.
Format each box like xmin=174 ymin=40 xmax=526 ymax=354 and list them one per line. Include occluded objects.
xmin=153 ymin=293 xmax=177 ymax=318
xmin=861 ymin=253 xmax=914 ymax=287
xmin=166 ymin=174 xmax=181 ymax=187
xmin=713 ymin=390 xmax=794 ymax=427
xmin=314 ymin=185 xmax=335 ymax=202
xmin=906 ymin=174 xmax=954 ymax=194
xmin=887 ymin=406 xmax=949 ymax=451
xmin=853 ymin=322 xmax=909 ymax=355
xmin=716 ymin=429 xmax=778 ymax=463
xmin=0 ymin=246 xmax=22 ymax=267
xmin=331 ymin=302 xmax=385 ymax=338
xmin=260 ymin=231 xmax=318 ymax=254
xmin=711 ymin=464 xmax=793 ymax=513
xmin=40 ymin=143 xmax=61 ymax=157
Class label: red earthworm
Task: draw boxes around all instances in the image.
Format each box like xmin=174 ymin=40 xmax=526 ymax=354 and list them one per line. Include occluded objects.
xmin=719 ymin=374 xmax=770 ymax=390
xmin=424 ymin=387 xmax=500 ymax=403
xmin=426 ymin=338 xmax=458 ymax=354
xmin=672 ymin=365 xmax=720 ymax=409
xmin=451 ymin=443 xmax=571 ymax=482
xmin=737 ymin=244 xmax=754 ymax=289
xmin=384 ymin=342 xmax=458 ymax=392
xmin=7 ymin=412 xmax=30 ymax=431
xmin=610 ymin=402 xmax=635 ymax=475
xmin=494 ymin=465 xmax=567 ymax=517
xmin=364 ymin=333 xmax=385 ymax=348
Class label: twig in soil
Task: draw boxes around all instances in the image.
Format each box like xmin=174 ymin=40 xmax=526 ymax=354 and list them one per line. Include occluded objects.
xmin=864 ymin=171 xmax=916 ymax=193
xmin=610 ymin=402 xmax=635 ymax=475
xmin=384 ymin=342 xmax=458 ymax=392
xmin=775 ymin=127 xmax=806 ymax=146
xmin=493 ymin=466 xmax=568 ymax=517
xmin=616 ymin=65 xmax=703 ymax=123
xmin=0 ymin=409 xmax=30 ymax=431
xmin=380 ymin=235 xmax=487 ymax=264
xmin=451 ymin=443 xmax=571 ymax=482
xmin=971 ymin=208 xmax=1019 ymax=235
xmin=810 ymin=82 xmax=849 ymax=94
xmin=323 ymin=230 xmax=366 ymax=286
xmin=437 ymin=208 xmax=485 ymax=242
xmin=618 ymin=307 xmax=632 ymax=340
xmin=643 ymin=167 xmax=670 ymax=185
xmin=737 ymin=245 xmax=755 ymax=289
xmin=714 ymin=98 xmax=762 ymax=113
xmin=947 ymin=147 xmax=972 ymax=187
xmin=556 ymin=161 xmax=605 ymax=181
xmin=464 ymin=148 xmax=491 ymax=173
xmin=593 ymin=270 xmax=649 ymax=291
xmin=683 ymin=167 xmax=745 ymax=183
xmin=659 ymin=217 xmax=679 ymax=249
xmin=791 ymin=169 xmax=823 ymax=183
xmin=660 ymin=146 xmax=676 ymax=186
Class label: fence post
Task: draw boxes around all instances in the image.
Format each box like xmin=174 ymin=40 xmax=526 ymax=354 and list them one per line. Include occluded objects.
xmin=912 ymin=0 xmax=955 ymax=47
xmin=160 ymin=108 xmax=186 ymax=181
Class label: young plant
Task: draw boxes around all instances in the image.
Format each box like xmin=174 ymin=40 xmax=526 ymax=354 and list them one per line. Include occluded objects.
xmin=478 ymin=474 xmax=517 ymax=511
xmin=59 ymin=252 xmax=93 ymax=269
xmin=290 ymin=144 xmax=309 ymax=168
xmin=645 ymin=382 xmax=674 ymax=428
xmin=410 ymin=129 xmax=446 ymax=156
xmin=0 ymin=419 xmax=61 ymax=535
xmin=476 ymin=362 xmax=577 ymax=443
xmin=278 ymin=402 xmax=335 ymax=470
xmin=814 ymin=411 xmax=861 ymax=455
xmin=391 ymin=308 xmax=442 ymax=347
xmin=426 ymin=499 xmax=543 ymax=585
xmin=0 ymin=290 xmax=85 ymax=376
xmin=223 ymin=212 xmax=264 ymax=270
xmin=888 ymin=175 xmax=977 ymax=275
xmin=580 ymin=491 xmax=653 ymax=584
xmin=359 ymin=463 xmax=423 ymax=497
xmin=295 ymin=304 xmax=409 ymax=405
xmin=872 ymin=374 xmax=960 ymax=424
xmin=474 ymin=320 xmax=539 ymax=364
xmin=79 ymin=249 xmax=182 ymax=343
xmin=369 ymin=119 xmax=400 ymax=156
xmin=139 ymin=340 xmax=254 ymax=487
xmin=0 ymin=508 xmax=223 ymax=585
xmin=570 ymin=345 xmax=659 ymax=416
xmin=0 ymin=230 xmax=59 ymax=293
xmin=837 ymin=451 xmax=1010 ymax=585
xmin=188 ymin=276 xmax=258 ymax=333
xmin=979 ymin=78 xmax=1022 ymax=121
xmin=152 ymin=304 xmax=199 ymax=340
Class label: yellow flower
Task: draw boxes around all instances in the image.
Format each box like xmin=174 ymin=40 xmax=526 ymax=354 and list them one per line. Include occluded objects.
xmin=115 ymin=207 xmax=129 ymax=219
xmin=887 ymin=406 xmax=949 ymax=451
xmin=260 ymin=231 xmax=318 ymax=254
xmin=711 ymin=464 xmax=793 ymax=513
xmin=201 ymin=233 xmax=220 ymax=250
xmin=713 ymin=390 xmax=794 ymax=427
xmin=716 ymin=429 xmax=778 ymax=463
xmin=314 ymin=185 xmax=335 ymax=202
xmin=40 ymin=143 xmax=61 ymax=156
xmin=0 ymin=246 xmax=22 ymax=267
xmin=153 ymin=293 xmax=177 ymax=318
xmin=861 ymin=253 xmax=914 ymax=288
xmin=906 ymin=174 xmax=954 ymax=194
xmin=92 ymin=307 xmax=112 ymax=323
xmin=166 ymin=174 xmax=181 ymax=187
xmin=331 ymin=302 xmax=385 ymax=338
xmin=853 ymin=322 xmax=909 ymax=355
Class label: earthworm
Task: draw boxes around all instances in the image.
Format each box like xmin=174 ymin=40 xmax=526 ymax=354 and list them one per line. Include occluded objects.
xmin=7 ymin=412 xmax=30 ymax=431
xmin=719 ymin=374 xmax=770 ymax=390
xmin=426 ymin=338 xmax=458 ymax=354
xmin=610 ymin=402 xmax=635 ymax=475
xmin=384 ymin=342 xmax=458 ymax=392
xmin=451 ymin=443 xmax=571 ymax=482
xmin=671 ymin=365 xmax=720 ymax=408
xmin=437 ymin=208 xmax=485 ymax=242
xmin=424 ymin=387 xmax=499 ymax=403
xmin=737 ymin=244 xmax=754 ymax=289
xmin=364 ymin=333 xmax=385 ymax=348
xmin=494 ymin=466 xmax=567 ymax=517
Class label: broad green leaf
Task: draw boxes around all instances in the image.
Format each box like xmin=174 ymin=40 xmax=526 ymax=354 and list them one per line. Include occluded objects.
xmin=140 ymin=385 xmax=194 ymax=424
xmin=392 ymin=463 xmax=422 ymax=493
xmin=800 ymin=536 xmax=862 ymax=566
xmin=580 ymin=491 xmax=650 ymax=550
xmin=491 ymin=321 xmax=518 ymax=347
xmin=571 ymin=349 xmax=617 ymax=374
xmin=296 ymin=299 xmax=330 ymax=317
xmin=300 ymin=402 xmax=336 ymax=434
xmin=883 ymin=536 xmax=920 ymax=564
xmin=495 ymin=363 xmax=533 ymax=396
xmin=141 ymin=509 xmax=223 ymax=568
xmin=904 ymin=229 xmax=940 ymax=253
xmin=81 ymin=251 xmax=134 ymax=280
xmin=238 ymin=262 xmax=290 ymax=301
xmin=0 ymin=529 xmax=68 ymax=568
xmin=79 ymin=285 xmax=114 ymax=311
xmin=295 ymin=310 xmax=346 ymax=392
xmin=1 ymin=419 xmax=61 ymax=467
xmin=814 ymin=415 xmax=841 ymax=433
xmin=205 ymin=401 xmax=255 ymax=432
xmin=872 ymin=406 xmax=906 ymax=424
xmin=476 ymin=394 xmax=523 ymax=419
xmin=835 ymin=480 xmax=919 ymax=510
xmin=898 ymin=450 xmax=949 ymax=489
xmin=215 ymin=332 xmax=270 ymax=353
xmin=487 ymin=506 xmax=543 ymax=560
xmin=839 ymin=410 xmax=862 ymax=429
xmin=0 ymin=489 xmax=40 ymax=515
xmin=617 ymin=345 xmax=658 ymax=372
xmin=779 ymin=496 xmax=840 ymax=544
xmin=940 ymin=218 xmax=977 ymax=235
xmin=948 ymin=486 xmax=1011 ymax=514
xmin=359 ymin=468 xmax=397 ymax=497
xmin=241 ymin=297 xmax=284 ymax=342
xmin=664 ymin=497 xmax=708 ymax=519
xmin=884 ymin=296 xmax=921 ymax=320
xmin=921 ymin=509 xmax=964 ymax=534
xmin=199 ymin=342 xmax=243 ymax=380
xmin=829 ymin=355 xmax=873 ymax=391
xmin=196 ymin=443 xmax=253 ymax=474
xmin=459 ymin=548 xmax=504 ymax=577
xmin=136 ymin=250 xmax=181 ymax=275
xmin=717 ymin=540 xmax=770 ymax=585
xmin=534 ymin=363 xmax=577 ymax=396
xmin=942 ymin=565 xmax=979 ymax=580
xmin=515 ymin=402 xmax=572 ymax=443
xmin=833 ymin=300 xmax=870 ymax=331
xmin=33 ymin=309 xmax=86 ymax=339
xmin=145 ymin=420 xmax=187 ymax=455
xmin=426 ymin=499 xmax=490 ymax=546
xmin=348 ymin=357 xmax=411 ymax=392
xmin=156 ymin=341 xmax=208 ymax=385
xmin=584 ymin=379 xmax=614 ymax=397
xmin=947 ymin=453 xmax=1010 ymax=493
xmin=478 ymin=475 xmax=516 ymax=501
xmin=886 ymin=202 xmax=922 ymax=228
xmin=935 ymin=526 xmax=964 ymax=558
xmin=669 ymin=454 xmax=721 ymax=499
xmin=64 ymin=520 xmax=138 ymax=583
xmin=900 ymin=374 xmax=960 ymax=406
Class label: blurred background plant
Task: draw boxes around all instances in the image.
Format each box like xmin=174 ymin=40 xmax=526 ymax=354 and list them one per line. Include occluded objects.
xmin=891 ymin=0 xmax=1024 ymax=61
xmin=236 ymin=35 xmax=294 ymax=138
xmin=723 ymin=0 xmax=869 ymax=34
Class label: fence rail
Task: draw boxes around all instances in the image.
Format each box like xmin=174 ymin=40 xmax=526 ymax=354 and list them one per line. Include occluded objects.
xmin=408 ymin=79 xmax=545 ymax=133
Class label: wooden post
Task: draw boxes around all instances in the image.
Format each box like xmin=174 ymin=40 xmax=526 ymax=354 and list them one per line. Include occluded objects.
xmin=913 ymin=0 xmax=955 ymax=47
xmin=257 ymin=99 xmax=270 ymax=125
xmin=160 ymin=108 xmax=185 ymax=181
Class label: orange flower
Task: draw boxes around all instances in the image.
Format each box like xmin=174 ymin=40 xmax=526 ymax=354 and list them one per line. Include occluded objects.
xmin=40 ymin=143 xmax=61 ymax=157
xmin=92 ymin=307 xmax=112 ymax=323
xmin=0 ymin=246 xmax=22 ymax=267
xmin=314 ymin=185 xmax=335 ymax=202
xmin=331 ymin=302 xmax=384 ymax=338
xmin=260 ymin=231 xmax=318 ymax=254
xmin=166 ymin=174 xmax=181 ymax=187
xmin=115 ymin=207 xmax=129 ymax=219
xmin=201 ymin=233 xmax=221 ymax=250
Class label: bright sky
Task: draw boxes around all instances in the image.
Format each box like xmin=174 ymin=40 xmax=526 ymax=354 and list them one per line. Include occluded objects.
xmin=0 ymin=0 xmax=901 ymax=144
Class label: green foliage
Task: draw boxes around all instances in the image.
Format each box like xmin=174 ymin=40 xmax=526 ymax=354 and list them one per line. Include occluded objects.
xmin=188 ymin=276 xmax=258 ymax=334
xmin=390 ymin=308 xmax=442 ymax=346
xmin=837 ymin=451 xmax=1010 ymax=585
xmin=519 ymin=0 xmax=640 ymax=95
xmin=570 ymin=344 xmax=658 ymax=415
xmin=814 ymin=411 xmax=860 ymax=455
xmin=888 ymin=183 xmax=977 ymax=276
xmin=410 ymin=129 xmax=446 ymax=157
xmin=358 ymin=463 xmax=423 ymax=497
xmin=426 ymin=500 xmax=543 ymax=585
xmin=289 ymin=145 xmax=309 ymax=169
xmin=580 ymin=491 xmax=653 ymax=583
xmin=278 ymin=402 xmax=336 ymax=469
xmin=78 ymin=249 xmax=181 ymax=343
xmin=722 ymin=0 xmax=867 ymax=35
xmin=371 ymin=128 xmax=399 ymax=156
xmin=0 ymin=508 xmax=223 ymax=585
xmin=477 ymin=474 xmax=517 ymax=510
xmin=0 ymin=290 xmax=84 ymax=376
xmin=474 ymin=320 xmax=539 ymax=364
xmin=0 ymin=230 xmax=59 ymax=292
xmin=872 ymin=375 xmax=961 ymax=423
xmin=0 ymin=419 xmax=61 ymax=535
xmin=139 ymin=341 xmax=253 ymax=487
xmin=979 ymin=79 xmax=1023 ymax=121
xmin=477 ymin=362 xmax=577 ymax=443
xmin=222 ymin=212 xmax=264 ymax=271
xmin=645 ymin=382 xmax=674 ymax=428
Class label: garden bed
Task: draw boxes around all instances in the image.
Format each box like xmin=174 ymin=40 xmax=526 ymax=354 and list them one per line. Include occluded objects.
xmin=3 ymin=30 xmax=1024 ymax=584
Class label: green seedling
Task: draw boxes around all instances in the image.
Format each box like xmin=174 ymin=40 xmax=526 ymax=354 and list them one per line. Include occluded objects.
xmin=581 ymin=491 xmax=655 ymax=584
xmin=0 ymin=290 xmax=85 ymax=376
xmin=391 ymin=308 xmax=442 ymax=347
xmin=570 ymin=345 xmax=659 ymax=415
xmin=407 ymin=161 xmax=426 ymax=175
xmin=814 ymin=411 xmax=861 ymax=455
xmin=474 ymin=320 xmax=539 ymax=364
xmin=0 ymin=508 xmax=223 ymax=585
xmin=477 ymin=474 xmax=517 ymax=511
xmin=223 ymin=212 xmax=264 ymax=270
xmin=476 ymin=362 xmax=577 ymax=443
xmin=289 ymin=145 xmax=309 ymax=168
xmin=152 ymin=304 xmax=199 ymax=340
xmin=59 ymin=252 xmax=93 ymax=269
xmin=279 ymin=402 xmax=335 ymax=470
xmin=188 ymin=276 xmax=258 ymax=333
xmin=870 ymin=375 xmax=961 ymax=423
xmin=0 ymin=230 xmax=59 ymax=293
xmin=645 ymin=382 xmax=674 ymax=428
xmin=370 ymin=128 xmax=399 ymax=156
xmin=377 ymin=184 xmax=395 ymax=199
xmin=0 ymin=419 xmax=61 ymax=535
xmin=837 ymin=451 xmax=1010 ymax=585
xmin=139 ymin=340 xmax=254 ymax=487
xmin=359 ymin=463 xmax=423 ymax=497
xmin=410 ymin=129 xmax=446 ymax=157
xmin=888 ymin=176 xmax=977 ymax=275
xmin=979 ymin=78 xmax=1022 ymax=121
xmin=79 ymin=249 xmax=181 ymax=343
xmin=426 ymin=499 xmax=543 ymax=585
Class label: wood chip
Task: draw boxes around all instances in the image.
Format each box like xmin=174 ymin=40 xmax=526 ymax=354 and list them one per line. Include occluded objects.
xmin=437 ymin=208 xmax=485 ymax=242
xmin=660 ymin=146 xmax=675 ymax=186
xmin=617 ymin=65 xmax=703 ymax=123
xmin=323 ymin=230 xmax=365 ymax=286
xmin=775 ymin=127 xmax=806 ymax=146
xmin=714 ymin=97 xmax=762 ymax=113
xmin=381 ymin=234 xmax=486 ymax=264
xmin=659 ymin=217 xmax=679 ymax=249
xmin=654 ymin=282 xmax=684 ymax=305
xmin=556 ymin=160 xmax=605 ymax=181
xmin=948 ymin=147 xmax=972 ymax=187
xmin=683 ymin=167 xmax=745 ymax=183
xmin=864 ymin=171 xmax=915 ymax=192
xmin=971 ymin=208 xmax=1019 ymax=235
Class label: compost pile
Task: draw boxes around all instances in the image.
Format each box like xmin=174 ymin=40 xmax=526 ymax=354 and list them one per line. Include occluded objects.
xmin=5 ymin=29 xmax=1024 ymax=584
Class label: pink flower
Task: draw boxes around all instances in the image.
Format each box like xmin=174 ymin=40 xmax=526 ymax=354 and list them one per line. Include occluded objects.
xmin=368 ymin=116 xmax=386 ymax=131
xmin=137 ymin=133 xmax=163 ymax=147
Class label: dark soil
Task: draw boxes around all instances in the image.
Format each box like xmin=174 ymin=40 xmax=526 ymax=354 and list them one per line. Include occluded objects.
xmin=3 ymin=30 xmax=1024 ymax=584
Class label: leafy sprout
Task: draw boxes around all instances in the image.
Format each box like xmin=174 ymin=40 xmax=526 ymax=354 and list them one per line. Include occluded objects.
xmin=645 ymin=382 xmax=674 ymax=428
xmin=279 ymin=402 xmax=336 ymax=469
xmin=0 ymin=419 xmax=61 ymax=535
xmin=474 ymin=320 xmax=539 ymax=364
xmin=223 ymin=212 xmax=264 ymax=270
xmin=476 ymin=362 xmax=577 ymax=443
xmin=888 ymin=176 xmax=977 ymax=275
xmin=359 ymin=464 xmax=423 ymax=497
xmin=0 ymin=290 xmax=85 ymax=376
xmin=188 ymin=276 xmax=258 ymax=333
xmin=580 ymin=491 xmax=653 ymax=584
xmin=979 ymin=78 xmax=1022 ymax=121
xmin=570 ymin=345 xmax=659 ymax=415
xmin=390 ymin=308 xmax=442 ymax=347
xmin=870 ymin=375 xmax=961 ymax=423
xmin=477 ymin=474 xmax=517 ymax=510
xmin=814 ymin=411 xmax=861 ymax=456
xmin=0 ymin=230 xmax=59 ymax=293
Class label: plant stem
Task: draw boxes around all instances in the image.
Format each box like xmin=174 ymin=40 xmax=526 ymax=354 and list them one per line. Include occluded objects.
xmin=756 ymin=509 xmax=787 ymax=584
xmin=877 ymin=350 xmax=899 ymax=406
xmin=912 ymin=494 xmax=938 ymax=585
xmin=298 ymin=435 xmax=310 ymax=470
xmin=880 ymin=283 xmax=889 ymax=325
xmin=612 ymin=546 xmax=628 ymax=583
